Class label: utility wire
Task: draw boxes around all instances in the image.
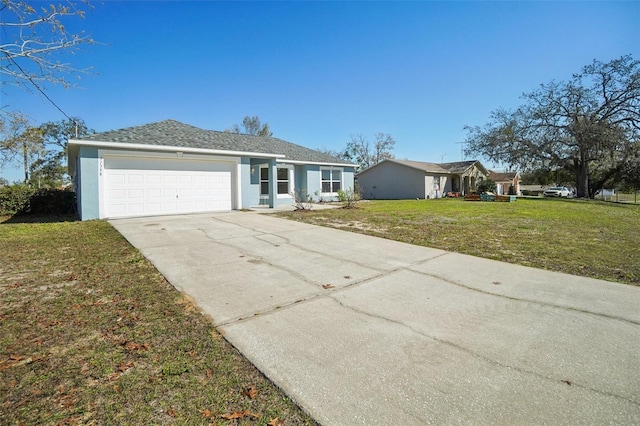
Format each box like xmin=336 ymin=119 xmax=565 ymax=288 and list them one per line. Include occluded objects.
xmin=4 ymin=52 xmax=77 ymax=129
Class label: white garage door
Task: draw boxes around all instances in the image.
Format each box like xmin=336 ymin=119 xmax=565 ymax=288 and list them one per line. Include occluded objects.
xmin=104 ymin=156 xmax=233 ymax=218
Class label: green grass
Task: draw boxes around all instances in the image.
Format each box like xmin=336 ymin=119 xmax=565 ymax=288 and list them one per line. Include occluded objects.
xmin=277 ymin=198 xmax=640 ymax=285
xmin=0 ymin=216 xmax=316 ymax=426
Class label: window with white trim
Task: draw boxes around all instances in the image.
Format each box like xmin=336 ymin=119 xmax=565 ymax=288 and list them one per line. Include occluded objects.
xmin=277 ymin=167 xmax=290 ymax=195
xmin=321 ymin=168 xmax=342 ymax=193
xmin=260 ymin=165 xmax=293 ymax=197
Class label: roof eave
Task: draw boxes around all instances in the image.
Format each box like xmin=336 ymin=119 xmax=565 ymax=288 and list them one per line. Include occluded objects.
xmin=280 ymin=159 xmax=356 ymax=167
xmin=67 ymin=139 xmax=286 ymax=159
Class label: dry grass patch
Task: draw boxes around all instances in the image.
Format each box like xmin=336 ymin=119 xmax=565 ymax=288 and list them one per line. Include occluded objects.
xmin=0 ymin=216 xmax=316 ymax=425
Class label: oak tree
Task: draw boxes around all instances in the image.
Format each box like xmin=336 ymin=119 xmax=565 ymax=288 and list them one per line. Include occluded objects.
xmin=464 ymin=55 xmax=640 ymax=197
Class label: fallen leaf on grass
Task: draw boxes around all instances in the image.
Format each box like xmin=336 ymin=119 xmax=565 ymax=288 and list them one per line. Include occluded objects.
xmin=220 ymin=410 xmax=260 ymax=420
xmin=206 ymin=369 xmax=212 ymax=378
xmin=322 ymin=284 xmax=335 ymax=289
xmin=201 ymin=409 xmax=215 ymax=419
xmin=268 ymin=418 xmax=285 ymax=426
xmin=58 ymin=395 xmax=78 ymax=409
xmin=242 ymin=385 xmax=257 ymax=399
xmin=123 ymin=341 xmax=150 ymax=352
xmin=166 ymin=407 xmax=177 ymax=417
xmin=118 ymin=361 xmax=134 ymax=372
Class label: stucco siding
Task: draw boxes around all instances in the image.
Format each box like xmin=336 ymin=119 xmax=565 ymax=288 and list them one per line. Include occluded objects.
xmin=77 ymin=146 xmax=100 ymax=220
xmin=358 ymin=162 xmax=426 ymax=199
xmin=240 ymin=158 xmax=254 ymax=208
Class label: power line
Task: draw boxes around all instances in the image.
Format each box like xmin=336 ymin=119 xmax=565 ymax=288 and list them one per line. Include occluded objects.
xmin=4 ymin=52 xmax=76 ymax=125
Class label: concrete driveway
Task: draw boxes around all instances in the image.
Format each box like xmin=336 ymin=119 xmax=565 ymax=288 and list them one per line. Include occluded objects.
xmin=110 ymin=212 xmax=640 ymax=425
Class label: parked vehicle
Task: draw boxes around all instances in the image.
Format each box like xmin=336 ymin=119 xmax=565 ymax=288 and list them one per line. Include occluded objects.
xmin=543 ymin=186 xmax=572 ymax=197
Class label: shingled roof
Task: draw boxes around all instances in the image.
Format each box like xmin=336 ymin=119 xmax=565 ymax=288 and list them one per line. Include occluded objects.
xmin=76 ymin=119 xmax=351 ymax=165
xmin=488 ymin=171 xmax=519 ymax=182
xmin=371 ymin=159 xmax=486 ymax=175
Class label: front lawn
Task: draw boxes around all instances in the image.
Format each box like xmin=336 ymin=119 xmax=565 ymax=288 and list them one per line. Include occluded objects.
xmin=277 ymin=198 xmax=640 ymax=285
xmin=0 ymin=216 xmax=316 ymax=425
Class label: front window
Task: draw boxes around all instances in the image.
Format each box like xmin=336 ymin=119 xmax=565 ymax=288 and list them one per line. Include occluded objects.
xmin=321 ymin=168 xmax=342 ymax=193
xmin=277 ymin=167 xmax=289 ymax=195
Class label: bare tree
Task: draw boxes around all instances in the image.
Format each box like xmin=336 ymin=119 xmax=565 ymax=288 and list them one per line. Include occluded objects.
xmin=343 ymin=133 xmax=396 ymax=170
xmin=465 ymin=55 xmax=640 ymax=197
xmin=1 ymin=0 xmax=95 ymax=91
xmin=225 ymin=116 xmax=273 ymax=136
xmin=372 ymin=132 xmax=396 ymax=164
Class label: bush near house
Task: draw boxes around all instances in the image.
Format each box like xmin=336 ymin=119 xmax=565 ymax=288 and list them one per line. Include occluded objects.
xmin=0 ymin=185 xmax=75 ymax=216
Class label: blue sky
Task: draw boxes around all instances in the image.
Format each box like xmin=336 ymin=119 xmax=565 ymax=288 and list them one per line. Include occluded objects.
xmin=2 ymin=0 xmax=639 ymax=182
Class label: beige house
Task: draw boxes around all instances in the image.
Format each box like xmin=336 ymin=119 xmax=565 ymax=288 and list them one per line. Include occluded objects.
xmin=488 ymin=171 xmax=521 ymax=195
xmin=357 ymin=159 xmax=489 ymax=199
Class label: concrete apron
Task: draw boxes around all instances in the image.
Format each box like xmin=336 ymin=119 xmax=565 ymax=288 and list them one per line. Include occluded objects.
xmin=110 ymin=212 xmax=640 ymax=425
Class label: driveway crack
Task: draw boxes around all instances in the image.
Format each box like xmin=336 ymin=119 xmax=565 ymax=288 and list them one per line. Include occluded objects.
xmin=410 ymin=268 xmax=640 ymax=328
xmin=331 ymin=296 xmax=640 ymax=408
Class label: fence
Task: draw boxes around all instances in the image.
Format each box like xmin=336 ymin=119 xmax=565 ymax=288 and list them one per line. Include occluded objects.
xmin=595 ymin=191 xmax=640 ymax=204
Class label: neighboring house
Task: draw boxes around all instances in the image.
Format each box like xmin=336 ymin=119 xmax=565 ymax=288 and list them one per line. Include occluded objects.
xmin=519 ymin=185 xmax=546 ymax=196
xmin=67 ymin=119 xmax=356 ymax=220
xmin=488 ymin=170 xmax=521 ymax=195
xmin=357 ymin=159 xmax=489 ymax=200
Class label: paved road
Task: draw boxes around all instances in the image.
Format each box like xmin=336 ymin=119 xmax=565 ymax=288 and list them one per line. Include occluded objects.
xmin=110 ymin=212 xmax=640 ymax=425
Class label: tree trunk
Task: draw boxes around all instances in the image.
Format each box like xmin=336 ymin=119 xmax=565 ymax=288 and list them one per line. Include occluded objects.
xmin=576 ymin=160 xmax=589 ymax=198
xmin=22 ymin=141 xmax=29 ymax=183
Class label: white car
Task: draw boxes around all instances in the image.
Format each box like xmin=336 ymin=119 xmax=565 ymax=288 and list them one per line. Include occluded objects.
xmin=544 ymin=186 xmax=572 ymax=197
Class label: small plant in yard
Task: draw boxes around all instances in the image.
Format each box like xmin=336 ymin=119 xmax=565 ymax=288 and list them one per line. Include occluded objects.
xmin=337 ymin=185 xmax=362 ymax=209
xmin=313 ymin=189 xmax=326 ymax=203
xmin=291 ymin=188 xmax=313 ymax=211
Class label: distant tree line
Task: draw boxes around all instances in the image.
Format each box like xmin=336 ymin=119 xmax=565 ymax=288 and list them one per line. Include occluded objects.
xmin=0 ymin=112 xmax=93 ymax=187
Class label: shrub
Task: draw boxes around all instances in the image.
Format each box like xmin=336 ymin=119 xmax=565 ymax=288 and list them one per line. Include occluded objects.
xmin=337 ymin=185 xmax=362 ymax=209
xmin=291 ymin=188 xmax=312 ymax=211
xmin=0 ymin=185 xmax=75 ymax=216
xmin=477 ymin=178 xmax=497 ymax=194
xmin=0 ymin=184 xmax=35 ymax=215
xmin=29 ymin=188 xmax=76 ymax=215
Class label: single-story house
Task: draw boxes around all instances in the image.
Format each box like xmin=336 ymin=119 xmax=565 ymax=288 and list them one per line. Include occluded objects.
xmin=356 ymin=159 xmax=489 ymax=200
xmin=487 ymin=171 xmax=521 ymax=195
xmin=67 ymin=119 xmax=356 ymax=220
xmin=519 ymin=185 xmax=546 ymax=196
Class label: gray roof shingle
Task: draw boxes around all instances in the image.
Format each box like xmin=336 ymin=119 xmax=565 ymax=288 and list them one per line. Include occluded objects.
xmin=78 ymin=119 xmax=352 ymax=165
xmin=385 ymin=159 xmax=485 ymax=174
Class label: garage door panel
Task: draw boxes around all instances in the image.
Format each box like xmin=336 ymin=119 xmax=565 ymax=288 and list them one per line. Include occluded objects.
xmin=146 ymin=174 xmax=162 ymax=184
xmin=104 ymin=157 xmax=233 ymax=218
xmin=163 ymin=175 xmax=178 ymax=185
xmin=128 ymin=174 xmax=145 ymax=184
